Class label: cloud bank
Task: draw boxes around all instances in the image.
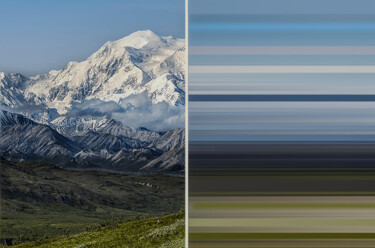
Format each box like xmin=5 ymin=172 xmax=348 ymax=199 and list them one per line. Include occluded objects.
xmin=68 ymin=93 xmax=185 ymax=131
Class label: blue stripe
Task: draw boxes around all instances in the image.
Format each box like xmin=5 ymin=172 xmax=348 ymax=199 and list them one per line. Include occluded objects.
xmin=190 ymin=23 xmax=375 ymax=32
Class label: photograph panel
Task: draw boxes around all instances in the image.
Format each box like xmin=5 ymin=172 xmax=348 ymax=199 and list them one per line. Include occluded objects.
xmin=0 ymin=1 xmax=186 ymax=247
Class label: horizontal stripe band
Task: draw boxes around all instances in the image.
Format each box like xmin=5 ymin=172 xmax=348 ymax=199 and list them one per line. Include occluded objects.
xmin=190 ymin=66 xmax=375 ymax=73
xmin=190 ymin=46 xmax=375 ymax=55
xmin=189 ymin=95 xmax=375 ymax=101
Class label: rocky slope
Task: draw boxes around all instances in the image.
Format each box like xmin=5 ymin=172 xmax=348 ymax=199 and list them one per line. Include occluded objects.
xmin=0 ymin=30 xmax=185 ymax=174
xmin=0 ymin=110 xmax=184 ymax=173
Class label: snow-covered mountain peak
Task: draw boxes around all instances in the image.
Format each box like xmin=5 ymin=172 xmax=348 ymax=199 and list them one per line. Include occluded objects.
xmin=0 ymin=31 xmax=185 ymax=173
xmin=92 ymin=30 xmax=184 ymax=65
xmin=0 ymin=73 xmax=30 ymax=108
xmin=0 ymin=73 xmax=29 ymax=86
xmin=112 ymin=30 xmax=164 ymax=49
xmin=0 ymin=30 xmax=185 ymax=130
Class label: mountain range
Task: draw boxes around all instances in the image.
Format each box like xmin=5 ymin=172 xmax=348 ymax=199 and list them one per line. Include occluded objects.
xmin=0 ymin=30 xmax=185 ymax=174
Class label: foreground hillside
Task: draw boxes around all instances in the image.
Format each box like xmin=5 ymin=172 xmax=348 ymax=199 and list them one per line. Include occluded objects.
xmin=12 ymin=211 xmax=184 ymax=248
xmin=0 ymin=158 xmax=184 ymax=245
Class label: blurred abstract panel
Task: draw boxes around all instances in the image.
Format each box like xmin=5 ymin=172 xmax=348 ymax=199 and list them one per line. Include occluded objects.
xmin=188 ymin=0 xmax=375 ymax=247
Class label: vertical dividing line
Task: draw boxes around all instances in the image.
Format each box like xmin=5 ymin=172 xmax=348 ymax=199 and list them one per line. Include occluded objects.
xmin=184 ymin=0 xmax=189 ymax=247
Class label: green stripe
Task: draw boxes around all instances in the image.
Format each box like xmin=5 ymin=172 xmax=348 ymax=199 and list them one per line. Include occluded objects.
xmin=193 ymin=202 xmax=375 ymax=210
xmin=189 ymin=218 xmax=375 ymax=227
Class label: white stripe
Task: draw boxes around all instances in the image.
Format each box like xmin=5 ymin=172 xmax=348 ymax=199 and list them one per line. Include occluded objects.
xmin=190 ymin=66 xmax=375 ymax=73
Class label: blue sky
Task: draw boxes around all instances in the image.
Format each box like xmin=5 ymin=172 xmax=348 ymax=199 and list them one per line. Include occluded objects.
xmin=190 ymin=0 xmax=375 ymax=14
xmin=0 ymin=0 xmax=185 ymax=76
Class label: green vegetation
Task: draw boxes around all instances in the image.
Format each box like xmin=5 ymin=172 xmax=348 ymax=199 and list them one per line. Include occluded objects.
xmin=12 ymin=211 xmax=185 ymax=248
xmin=0 ymin=159 xmax=184 ymax=246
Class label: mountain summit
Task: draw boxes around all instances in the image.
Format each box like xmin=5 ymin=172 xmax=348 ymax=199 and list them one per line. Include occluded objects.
xmin=0 ymin=31 xmax=185 ymax=173
xmin=0 ymin=30 xmax=185 ymax=127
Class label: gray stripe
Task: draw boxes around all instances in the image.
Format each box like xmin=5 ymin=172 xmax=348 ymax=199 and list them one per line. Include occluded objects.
xmin=190 ymin=66 xmax=375 ymax=73
xmin=190 ymin=46 xmax=375 ymax=55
